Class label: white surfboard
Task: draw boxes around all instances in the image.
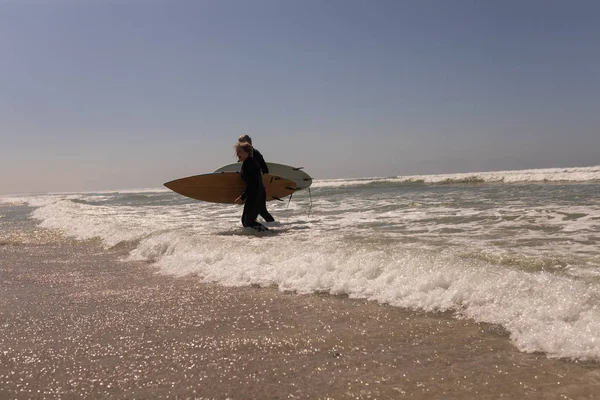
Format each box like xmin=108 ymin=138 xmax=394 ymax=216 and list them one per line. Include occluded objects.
xmin=215 ymin=162 xmax=313 ymax=190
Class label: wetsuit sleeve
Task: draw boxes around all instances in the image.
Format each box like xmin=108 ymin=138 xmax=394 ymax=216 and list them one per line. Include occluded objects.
xmin=240 ymin=163 xmax=249 ymax=201
xmin=240 ymin=161 xmax=248 ymax=201
xmin=240 ymin=159 xmax=261 ymax=202
xmin=253 ymin=149 xmax=269 ymax=174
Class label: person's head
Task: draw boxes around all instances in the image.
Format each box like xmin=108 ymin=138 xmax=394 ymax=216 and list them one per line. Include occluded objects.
xmin=238 ymin=134 xmax=252 ymax=145
xmin=235 ymin=142 xmax=253 ymax=162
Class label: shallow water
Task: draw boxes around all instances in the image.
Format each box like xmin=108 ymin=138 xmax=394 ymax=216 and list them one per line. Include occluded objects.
xmin=2 ymin=165 xmax=600 ymax=361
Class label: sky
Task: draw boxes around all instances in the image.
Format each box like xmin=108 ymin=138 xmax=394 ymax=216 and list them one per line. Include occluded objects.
xmin=1 ymin=0 xmax=599 ymax=194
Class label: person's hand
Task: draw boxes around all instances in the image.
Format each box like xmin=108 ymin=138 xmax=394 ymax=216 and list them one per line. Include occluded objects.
xmin=234 ymin=196 xmax=244 ymax=205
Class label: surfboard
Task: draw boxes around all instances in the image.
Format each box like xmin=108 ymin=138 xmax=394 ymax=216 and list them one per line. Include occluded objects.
xmin=164 ymin=172 xmax=296 ymax=204
xmin=215 ymin=162 xmax=313 ymax=190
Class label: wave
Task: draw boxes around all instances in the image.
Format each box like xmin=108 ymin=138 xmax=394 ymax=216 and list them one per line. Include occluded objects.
xmin=128 ymin=231 xmax=600 ymax=362
xmin=3 ymin=166 xmax=598 ymax=199
xmin=312 ymin=165 xmax=600 ymax=188
xmin=7 ymin=172 xmax=600 ymax=362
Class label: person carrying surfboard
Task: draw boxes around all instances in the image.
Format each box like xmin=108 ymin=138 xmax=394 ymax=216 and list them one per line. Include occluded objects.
xmin=234 ymin=142 xmax=269 ymax=232
xmin=238 ymin=134 xmax=275 ymax=223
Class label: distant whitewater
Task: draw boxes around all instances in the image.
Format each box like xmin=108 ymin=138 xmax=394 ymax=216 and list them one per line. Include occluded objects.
xmin=2 ymin=165 xmax=600 ymax=361
xmin=313 ymin=165 xmax=600 ymax=188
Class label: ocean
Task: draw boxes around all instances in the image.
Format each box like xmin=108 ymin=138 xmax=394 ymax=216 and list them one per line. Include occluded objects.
xmin=2 ymin=165 xmax=600 ymax=362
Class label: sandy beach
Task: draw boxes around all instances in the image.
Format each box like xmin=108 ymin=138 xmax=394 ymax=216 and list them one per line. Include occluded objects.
xmin=1 ymin=229 xmax=599 ymax=399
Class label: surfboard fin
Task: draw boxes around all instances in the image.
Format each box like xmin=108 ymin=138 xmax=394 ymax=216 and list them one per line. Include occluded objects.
xmin=293 ymin=166 xmax=304 ymax=171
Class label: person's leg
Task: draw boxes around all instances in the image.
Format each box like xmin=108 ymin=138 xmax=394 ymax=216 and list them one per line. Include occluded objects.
xmin=242 ymin=196 xmax=266 ymax=231
xmin=259 ymin=209 xmax=274 ymax=222
xmin=241 ymin=202 xmax=250 ymax=227
xmin=258 ymin=189 xmax=274 ymax=222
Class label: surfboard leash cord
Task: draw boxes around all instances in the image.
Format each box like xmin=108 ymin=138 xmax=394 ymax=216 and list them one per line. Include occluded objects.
xmin=307 ymin=187 xmax=312 ymax=217
xmin=282 ymin=186 xmax=312 ymax=218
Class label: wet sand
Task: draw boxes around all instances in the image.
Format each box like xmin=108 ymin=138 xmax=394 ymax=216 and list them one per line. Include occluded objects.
xmin=1 ymin=231 xmax=599 ymax=399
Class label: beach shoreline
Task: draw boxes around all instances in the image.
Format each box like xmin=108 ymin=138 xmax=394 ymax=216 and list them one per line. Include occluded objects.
xmin=1 ymin=232 xmax=599 ymax=399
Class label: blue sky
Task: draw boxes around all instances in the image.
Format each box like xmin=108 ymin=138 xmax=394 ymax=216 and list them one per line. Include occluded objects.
xmin=1 ymin=0 xmax=599 ymax=194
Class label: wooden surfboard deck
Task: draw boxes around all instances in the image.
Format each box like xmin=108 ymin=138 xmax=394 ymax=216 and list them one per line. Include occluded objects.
xmin=164 ymin=172 xmax=297 ymax=203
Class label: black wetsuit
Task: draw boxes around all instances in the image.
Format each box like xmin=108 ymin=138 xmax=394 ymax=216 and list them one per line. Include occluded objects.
xmin=240 ymin=155 xmax=268 ymax=231
xmin=252 ymin=148 xmax=275 ymax=222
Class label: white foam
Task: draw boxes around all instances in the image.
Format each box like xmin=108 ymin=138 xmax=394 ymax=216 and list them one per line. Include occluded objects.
xmin=128 ymin=231 xmax=600 ymax=360
xmin=15 ymin=174 xmax=600 ymax=361
xmin=313 ymin=165 xmax=600 ymax=188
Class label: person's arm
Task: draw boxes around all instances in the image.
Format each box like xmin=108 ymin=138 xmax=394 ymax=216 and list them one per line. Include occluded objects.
xmin=237 ymin=159 xmax=260 ymax=203
xmin=254 ymin=149 xmax=269 ymax=174
xmin=237 ymin=162 xmax=250 ymax=203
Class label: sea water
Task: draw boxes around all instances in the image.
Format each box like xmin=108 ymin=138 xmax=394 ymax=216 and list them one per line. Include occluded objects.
xmin=2 ymin=165 xmax=600 ymax=361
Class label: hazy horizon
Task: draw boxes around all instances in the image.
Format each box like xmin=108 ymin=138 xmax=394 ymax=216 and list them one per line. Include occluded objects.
xmin=2 ymin=0 xmax=599 ymax=195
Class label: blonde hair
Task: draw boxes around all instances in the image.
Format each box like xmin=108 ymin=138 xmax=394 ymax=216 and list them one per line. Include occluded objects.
xmin=238 ymin=134 xmax=252 ymax=145
xmin=235 ymin=141 xmax=253 ymax=157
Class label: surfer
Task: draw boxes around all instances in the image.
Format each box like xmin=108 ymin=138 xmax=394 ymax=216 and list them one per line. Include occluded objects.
xmin=238 ymin=135 xmax=275 ymax=223
xmin=234 ymin=142 xmax=269 ymax=232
